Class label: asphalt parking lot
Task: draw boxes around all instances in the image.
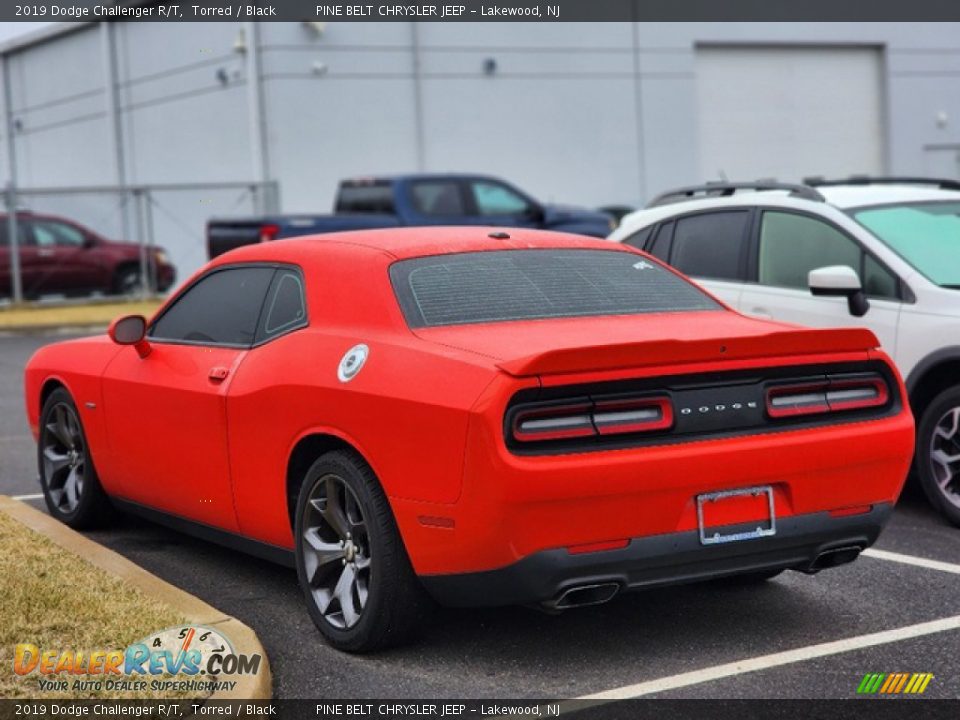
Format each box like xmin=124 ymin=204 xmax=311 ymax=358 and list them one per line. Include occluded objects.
xmin=2 ymin=331 xmax=959 ymax=701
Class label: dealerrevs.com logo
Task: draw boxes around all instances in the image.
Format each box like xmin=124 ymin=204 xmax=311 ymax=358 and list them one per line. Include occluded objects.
xmin=857 ymin=673 xmax=935 ymax=695
xmin=12 ymin=625 xmax=262 ymax=694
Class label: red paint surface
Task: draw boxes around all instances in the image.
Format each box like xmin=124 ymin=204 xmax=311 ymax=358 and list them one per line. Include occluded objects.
xmin=24 ymin=227 xmax=915 ymax=576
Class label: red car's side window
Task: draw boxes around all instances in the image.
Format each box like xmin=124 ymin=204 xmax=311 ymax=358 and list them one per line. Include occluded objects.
xmin=149 ymin=267 xmax=275 ymax=347
xmin=148 ymin=264 xmax=308 ymax=348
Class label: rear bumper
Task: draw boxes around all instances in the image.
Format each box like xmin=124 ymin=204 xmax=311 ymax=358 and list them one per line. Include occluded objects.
xmin=419 ymin=503 xmax=892 ymax=607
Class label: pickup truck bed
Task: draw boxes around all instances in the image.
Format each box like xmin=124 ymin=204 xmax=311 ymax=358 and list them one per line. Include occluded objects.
xmin=208 ymin=174 xmax=614 ymax=258
xmin=207 ymin=214 xmax=399 ymax=259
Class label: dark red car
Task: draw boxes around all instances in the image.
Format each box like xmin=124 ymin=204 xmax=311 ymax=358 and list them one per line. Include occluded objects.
xmin=0 ymin=212 xmax=176 ymax=298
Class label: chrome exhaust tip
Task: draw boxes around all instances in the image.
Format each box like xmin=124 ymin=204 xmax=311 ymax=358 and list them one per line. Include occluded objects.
xmin=544 ymin=582 xmax=620 ymax=610
xmin=803 ymin=545 xmax=863 ymax=574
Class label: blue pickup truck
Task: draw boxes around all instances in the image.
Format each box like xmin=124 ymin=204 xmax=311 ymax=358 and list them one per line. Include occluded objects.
xmin=207 ymin=174 xmax=615 ymax=258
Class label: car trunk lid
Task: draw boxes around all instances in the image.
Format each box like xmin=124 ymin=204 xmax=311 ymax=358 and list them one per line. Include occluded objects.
xmin=413 ymin=311 xmax=880 ymax=377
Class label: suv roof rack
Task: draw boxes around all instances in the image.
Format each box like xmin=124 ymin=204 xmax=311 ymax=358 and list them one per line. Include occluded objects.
xmin=803 ymin=175 xmax=960 ymax=191
xmin=647 ymin=181 xmax=825 ymax=208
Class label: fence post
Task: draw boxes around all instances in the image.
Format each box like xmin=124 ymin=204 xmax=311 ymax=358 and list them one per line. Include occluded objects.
xmin=265 ymin=180 xmax=280 ymax=213
xmin=5 ymin=183 xmax=21 ymax=304
xmin=132 ymin=188 xmax=149 ymax=300
xmin=143 ymin=189 xmax=157 ymax=295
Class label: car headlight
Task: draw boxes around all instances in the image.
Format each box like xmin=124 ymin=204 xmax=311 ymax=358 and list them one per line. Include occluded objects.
xmin=153 ymin=250 xmax=169 ymax=266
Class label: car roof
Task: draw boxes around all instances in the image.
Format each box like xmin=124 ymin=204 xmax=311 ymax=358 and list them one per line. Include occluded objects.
xmin=616 ymin=183 xmax=960 ymax=234
xmin=340 ymin=173 xmax=505 ymax=187
xmin=817 ymin=184 xmax=960 ymax=209
xmin=215 ymin=226 xmax=625 ymax=265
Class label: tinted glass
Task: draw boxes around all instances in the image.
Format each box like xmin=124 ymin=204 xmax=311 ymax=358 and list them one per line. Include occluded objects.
xmin=670 ymin=212 xmax=748 ymax=281
xmin=391 ymin=249 xmax=720 ymax=328
xmin=150 ymin=267 xmax=274 ymax=346
xmin=257 ymin=269 xmax=307 ymax=341
xmin=649 ymin=222 xmax=673 ymax=261
xmin=30 ymin=221 xmax=86 ymax=248
xmin=335 ymin=184 xmax=395 ymax=214
xmin=622 ymin=225 xmax=653 ymax=250
xmin=470 ymin=181 xmax=530 ymax=216
xmin=759 ymin=212 xmax=861 ymax=290
xmin=0 ymin=219 xmax=32 ymax=248
xmin=854 ymin=202 xmax=960 ymax=287
xmin=863 ymin=254 xmax=899 ymax=300
xmin=410 ymin=181 xmax=464 ymax=216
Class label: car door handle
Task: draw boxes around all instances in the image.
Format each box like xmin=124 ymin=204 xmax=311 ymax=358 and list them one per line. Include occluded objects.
xmin=37 ymin=249 xmax=55 ymax=258
xmin=749 ymin=307 xmax=773 ymax=319
xmin=208 ymin=367 xmax=229 ymax=382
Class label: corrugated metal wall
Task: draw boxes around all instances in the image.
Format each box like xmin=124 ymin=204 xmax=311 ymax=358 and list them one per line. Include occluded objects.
xmin=1 ymin=21 xmax=959 ymax=275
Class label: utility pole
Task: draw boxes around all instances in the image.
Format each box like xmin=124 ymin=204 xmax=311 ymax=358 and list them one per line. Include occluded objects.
xmin=2 ymin=54 xmax=22 ymax=304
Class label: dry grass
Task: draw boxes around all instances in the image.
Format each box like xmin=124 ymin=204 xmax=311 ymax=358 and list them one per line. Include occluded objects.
xmin=0 ymin=510 xmax=190 ymax=699
xmin=0 ymin=300 xmax=163 ymax=330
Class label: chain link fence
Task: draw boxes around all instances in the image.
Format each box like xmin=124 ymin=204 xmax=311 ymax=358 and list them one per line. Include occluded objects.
xmin=1 ymin=181 xmax=279 ymax=306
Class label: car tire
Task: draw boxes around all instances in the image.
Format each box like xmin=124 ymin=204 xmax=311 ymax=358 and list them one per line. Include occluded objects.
xmin=916 ymin=386 xmax=960 ymax=527
xmin=38 ymin=388 xmax=114 ymax=529
xmin=294 ymin=449 xmax=429 ymax=652
xmin=112 ymin=266 xmax=145 ymax=296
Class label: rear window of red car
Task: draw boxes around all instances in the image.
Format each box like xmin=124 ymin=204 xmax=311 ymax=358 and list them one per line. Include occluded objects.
xmin=389 ymin=249 xmax=721 ymax=328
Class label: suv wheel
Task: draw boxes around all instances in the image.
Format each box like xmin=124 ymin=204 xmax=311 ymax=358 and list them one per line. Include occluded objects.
xmin=917 ymin=386 xmax=960 ymax=527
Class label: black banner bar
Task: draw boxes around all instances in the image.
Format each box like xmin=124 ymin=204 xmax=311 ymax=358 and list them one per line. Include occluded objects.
xmin=7 ymin=0 xmax=960 ymax=23
xmin=1 ymin=700 xmax=959 ymax=720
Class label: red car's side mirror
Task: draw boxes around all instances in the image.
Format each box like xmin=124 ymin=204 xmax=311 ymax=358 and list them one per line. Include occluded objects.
xmin=108 ymin=315 xmax=152 ymax=359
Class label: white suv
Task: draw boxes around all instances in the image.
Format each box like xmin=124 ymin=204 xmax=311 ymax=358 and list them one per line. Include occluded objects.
xmin=610 ymin=177 xmax=960 ymax=526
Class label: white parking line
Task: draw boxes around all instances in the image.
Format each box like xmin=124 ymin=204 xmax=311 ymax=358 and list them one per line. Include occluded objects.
xmin=862 ymin=547 xmax=960 ymax=575
xmin=578 ymin=614 xmax=960 ymax=699
xmin=11 ymin=493 xmax=42 ymax=501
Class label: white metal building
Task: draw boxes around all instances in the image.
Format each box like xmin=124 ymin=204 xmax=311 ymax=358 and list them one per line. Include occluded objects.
xmin=2 ymin=21 xmax=960 ymax=277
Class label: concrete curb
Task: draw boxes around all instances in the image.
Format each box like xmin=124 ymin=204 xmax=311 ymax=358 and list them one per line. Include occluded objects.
xmin=0 ymin=299 xmax=164 ymax=332
xmin=0 ymin=495 xmax=272 ymax=701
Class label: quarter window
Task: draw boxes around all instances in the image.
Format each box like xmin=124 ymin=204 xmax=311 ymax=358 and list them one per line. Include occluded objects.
xmin=670 ymin=212 xmax=749 ymax=281
xmin=648 ymin=222 xmax=674 ymax=262
xmin=149 ymin=266 xmax=274 ymax=346
xmin=257 ymin=269 xmax=307 ymax=342
xmin=864 ymin=253 xmax=899 ymax=300
xmin=622 ymin=225 xmax=653 ymax=250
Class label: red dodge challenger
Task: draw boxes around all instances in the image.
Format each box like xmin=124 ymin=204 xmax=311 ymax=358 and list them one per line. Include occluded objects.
xmin=24 ymin=228 xmax=914 ymax=652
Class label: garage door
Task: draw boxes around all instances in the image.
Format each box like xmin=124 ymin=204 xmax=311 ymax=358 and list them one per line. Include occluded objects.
xmin=695 ymin=46 xmax=885 ymax=183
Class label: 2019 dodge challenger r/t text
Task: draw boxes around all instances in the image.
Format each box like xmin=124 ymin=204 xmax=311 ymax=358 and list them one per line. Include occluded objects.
xmin=24 ymin=228 xmax=915 ymax=652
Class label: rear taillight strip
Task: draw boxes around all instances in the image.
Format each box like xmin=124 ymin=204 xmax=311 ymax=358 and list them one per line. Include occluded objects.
xmin=826 ymin=378 xmax=888 ymax=411
xmin=766 ymin=376 xmax=889 ymax=419
xmin=513 ymin=396 xmax=672 ymax=443
xmin=594 ymin=397 xmax=673 ymax=435
xmin=512 ymin=403 xmax=594 ymax=442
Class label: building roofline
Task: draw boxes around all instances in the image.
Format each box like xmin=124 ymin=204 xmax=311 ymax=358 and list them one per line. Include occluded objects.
xmin=0 ymin=22 xmax=94 ymax=57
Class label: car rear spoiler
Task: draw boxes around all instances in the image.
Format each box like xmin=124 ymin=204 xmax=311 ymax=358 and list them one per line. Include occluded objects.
xmin=496 ymin=328 xmax=881 ymax=378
